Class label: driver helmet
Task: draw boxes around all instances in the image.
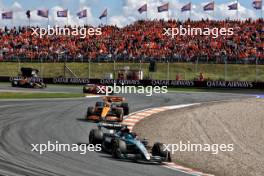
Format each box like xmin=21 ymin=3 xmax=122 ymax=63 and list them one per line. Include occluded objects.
xmin=120 ymin=127 xmax=130 ymax=133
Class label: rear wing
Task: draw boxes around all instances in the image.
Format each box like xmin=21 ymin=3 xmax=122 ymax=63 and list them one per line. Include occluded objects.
xmin=103 ymin=96 xmax=125 ymax=102
xmin=98 ymin=122 xmax=127 ymax=130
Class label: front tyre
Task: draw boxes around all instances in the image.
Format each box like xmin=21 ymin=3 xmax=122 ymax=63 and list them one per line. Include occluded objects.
xmin=87 ymin=107 xmax=94 ymax=117
xmin=89 ymin=129 xmax=103 ymax=145
xmin=152 ymin=142 xmax=171 ymax=162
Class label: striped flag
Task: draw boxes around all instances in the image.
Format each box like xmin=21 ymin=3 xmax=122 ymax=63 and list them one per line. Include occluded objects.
xmin=2 ymin=11 xmax=13 ymax=19
xmin=181 ymin=3 xmax=191 ymax=12
xmin=253 ymin=0 xmax=262 ymax=9
xmin=77 ymin=9 xmax=87 ymax=19
xmin=57 ymin=9 xmax=68 ymax=17
xmin=37 ymin=10 xmax=49 ymax=18
xmin=138 ymin=4 xmax=147 ymax=14
xmin=228 ymin=3 xmax=238 ymax=10
xmin=157 ymin=3 xmax=169 ymax=12
xmin=203 ymin=1 xmax=214 ymax=11
xmin=99 ymin=9 xmax=107 ymax=19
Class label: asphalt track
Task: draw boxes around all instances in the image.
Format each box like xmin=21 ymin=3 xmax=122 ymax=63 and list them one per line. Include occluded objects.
xmin=0 ymin=84 xmax=253 ymax=176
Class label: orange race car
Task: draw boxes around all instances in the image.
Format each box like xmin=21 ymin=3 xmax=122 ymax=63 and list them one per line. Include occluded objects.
xmin=86 ymin=96 xmax=129 ymax=122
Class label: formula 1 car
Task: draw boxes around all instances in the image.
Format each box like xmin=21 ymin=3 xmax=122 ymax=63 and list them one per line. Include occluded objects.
xmin=83 ymin=84 xmax=107 ymax=94
xmin=86 ymin=96 xmax=129 ymax=122
xmin=11 ymin=67 xmax=46 ymax=88
xmin=89 ymin=123 xmax=171 ymax=163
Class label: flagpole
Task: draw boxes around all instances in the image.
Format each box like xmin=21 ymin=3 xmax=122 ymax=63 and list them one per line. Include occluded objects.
xmin=105 ymin=16 xmax=107 ymax=25
xmin=213 ymin=1 xmax=215 ymax=21
xmin=168 ymin=3 xmax=170 ymax=20
xmin=236 ymin=0 xmax=239 ymax=20
xmin=47 ymin=15 xmax=49 ymax=27
xmin=260 ymin=0 xmax=263 ymax=19
xmin=67 ymin=12 xmax=69 ymax=26
xmin=28 ymin=10 xmax=31 ymax=27
xmin=190 ymin=1 xmax=192 ymax=20
xmin=12 ymin=12 xmax=14 ymax=27
xmin=146 ymin=0 xmax=148 ymax=20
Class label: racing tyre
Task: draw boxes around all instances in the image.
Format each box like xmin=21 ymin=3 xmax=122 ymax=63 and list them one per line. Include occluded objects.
xmin=121 ymin=103 xmax=129 ymax=115
xmin=116 ymin=109 xmax=124 ymax=122
xmin=112 ymin=139 xmax=126 ymax=158
xmin=95 ymin=102 xmax=104 ymax=108
xmin=89 ymin=129 xmax=103 ymax=145
xmin=11 ymin=81 xmax=17 ymax=87
xmin=152 ymin=142 xmax=171 ymax=161
xmin=87 ymin=107 xmax=94 ymax=116
xmin=83 ymin=87 xmax=86 ymax=93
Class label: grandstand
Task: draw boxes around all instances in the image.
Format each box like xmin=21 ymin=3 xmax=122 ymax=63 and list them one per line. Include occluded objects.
xmin=0 ymin=19 xmax=263 ymax=64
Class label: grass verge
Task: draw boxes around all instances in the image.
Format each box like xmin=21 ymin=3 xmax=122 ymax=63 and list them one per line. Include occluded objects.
xmin=168 ymin=87 xmax=263 ymax=94
xmin=0 ymin=92 xmax=85 ymax=99
xmin=1 ymin=62 xmax=263 ymax=81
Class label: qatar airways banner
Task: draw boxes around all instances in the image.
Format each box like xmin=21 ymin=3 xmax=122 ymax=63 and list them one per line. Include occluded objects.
xmin=1 ymin=77 xmax=263 ymax=89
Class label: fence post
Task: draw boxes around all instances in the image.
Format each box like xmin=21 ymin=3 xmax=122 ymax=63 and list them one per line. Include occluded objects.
xmin=113 ymin=60 xmax=116 ymax=79
xmin=40 ymin=57 xmax=43 ymax=78
xmin=88 ymin=59 xmax=91 ymax=79
xmin=17 ymin=58 xmax=21 ymax=74
xmin=195 ymin=57 xmax=199 ymax=74
xmin=167 ymin=61 xmax=170 ymax=80
xmin=224 ymin=58 xmax=227 ymax=81
xmin=255 ymin=57 xmax=258 ymax=82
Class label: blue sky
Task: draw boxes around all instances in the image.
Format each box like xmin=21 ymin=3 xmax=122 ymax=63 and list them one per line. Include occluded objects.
xmin=0 ymin=0 xmax=262 ymax=27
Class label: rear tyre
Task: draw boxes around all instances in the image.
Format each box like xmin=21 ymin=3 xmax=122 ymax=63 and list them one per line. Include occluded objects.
xmin=121 ymin=103 xmax=129 ymax=115
xmin=11 ymin=81 xmax=17 ymax=87
xmin=87 ymin=107 xmax=94 ymax=116
xmin=152 ymin=142 xmax=171 ymax=161
xmin=89 ymin=129 xmax=103 ymax=145
xmin=112 ymin=139 xmax=126 ymax=158
xmin=116 ymin=109 xmax=124 ymax=122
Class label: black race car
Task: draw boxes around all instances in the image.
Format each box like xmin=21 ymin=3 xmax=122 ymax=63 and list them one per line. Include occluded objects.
xmin=11 ymin=67 xmax=46 ymax=88
xmin=89 ymin=123 xmax=171 ymax=163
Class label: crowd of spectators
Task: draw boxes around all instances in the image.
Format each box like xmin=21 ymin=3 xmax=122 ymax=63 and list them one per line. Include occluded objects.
xmin=0 ymin=18 xmax=263 ymax=63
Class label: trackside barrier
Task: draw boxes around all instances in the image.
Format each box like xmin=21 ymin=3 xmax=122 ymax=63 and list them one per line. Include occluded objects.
xmin=1 ymin=76 xmax=264 ymax=89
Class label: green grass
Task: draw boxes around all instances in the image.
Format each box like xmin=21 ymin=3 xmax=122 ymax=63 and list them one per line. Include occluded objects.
xmin=0 ymin=62 xmax=263 ymax=81
xmin=168 ymin=87 xmax=263 ymax=94
xmin=0 ymin=92 xmax=85 ymax=99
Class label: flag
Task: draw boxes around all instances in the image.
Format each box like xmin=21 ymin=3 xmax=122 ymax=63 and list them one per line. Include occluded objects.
xmin=228 ymin=3 xmax=238 ymax=10
xmin=99 ymin=9 xmax=107 ymax=19
xmin=203 ymin=2 xmax=214 ymax=11
xmin=77 ymin=9 xmax=87 ymax=19
xmin=181 ymin=3 xmax=191 ymax=12
xmin=57 ymin=9 xmax=68 ymax=17
xmin=138 ymin=4 xmax=147 ymax=14
xmin=37 ymin=10 xmax=49 ymax=18
xmin=2 ymin=11 xmax=13 ymax=19
xmin=26 ymin=10 xmax=30 ymax=19
xmin=253 ymin=0 xmax=262 ymax=9
xmin=158 ymin=3 xmax=169 ymax=12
